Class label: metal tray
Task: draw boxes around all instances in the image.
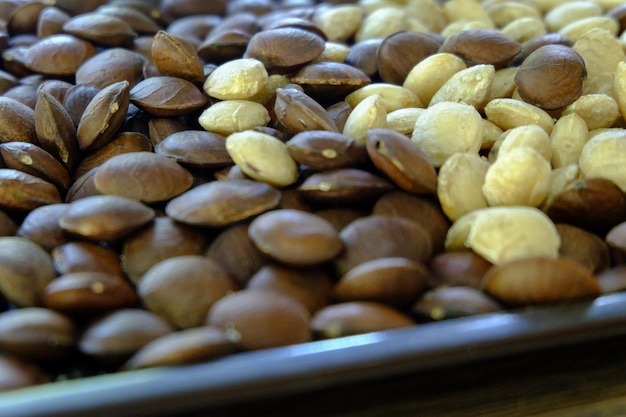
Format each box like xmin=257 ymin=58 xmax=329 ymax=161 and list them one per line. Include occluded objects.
xmin=2 ymin=292 xmax=626 ymax=417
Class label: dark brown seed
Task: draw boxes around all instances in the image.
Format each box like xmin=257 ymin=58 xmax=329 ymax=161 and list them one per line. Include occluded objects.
xmin=376 ymin=31 xmax=441 ymax=85
xmin=0 ymin=355 xmax=49 ymax=392
xmin=79 ymin=309 xmax=174 ymax=360
xmin=123 ymin=326 xmax=235 ymax=370
xmin=439 ymin=29 xmax=521 ymax=68
xmin=151 ymin=30 xmax=205 ymax=83
xmin=138 ymin=256 xmax=238 ymax=329
xmin=298 ymin=168 xmax=394 ymax=205
xmin=206 ymin=223 xmax=268 ymax=286
xmin=77 ymin=80 xmax=131 ymax=152
xmin=165 ymin=14 xmax=222 ymax=43
xmin=154 ymin=130 xmax=232 ymax=168
xmin=207 ymin=289 xmax=311 ymax=351
xmin=93 ymin=151 xmax=193 ymax=203
xmin=0 ymin=97 xmax=37 ymax=144
xmin=0 ymin=169 xmax=62 ymax=213
xmin=310 ymin=301 xmax=415 ymax=338
xmin=52 ymin=241 xmax=125 ymax=278
xmin=315 ymin=207 xmax=366 ymax=232
xmin=286 ymin=130 xmax=368 ymax=171
xmin=160 ymin=0 xmax=227 ymax=23
xmin=0 ymin=142 xmax=71 ymax=191
xmin=75 ymin=48 xmax=146 ymax=90
xmin=0 ymin=210 xmax=17 ymax=237
xmin=515 ymin=44 xmax=586 ymax=110
xmin=24 ymin=34 xmax=98 ymax=76
xmin=344 ymin=39 xmax=383 ymax=79
xmin=130 ymin=76 xmax=208 ymax=117
xmin=556 ymin=223 xmax=610 ymax=273
xmin=59 ymin=195 xmax=155 ymax=242
xmin=365 ymin=128 xmax=438 ymax=194
xmin=2 ymin=83 xmax=38 ymax=109
xmin=290 ymin=62 xmax=371 ymax=103
xmin=428 ymin=250 xmax=492 ymax=290
xmin=7 ymin=2 xmax=46 ymax=35
xmin=65 ymin=167 xmax=100 ymax=203
xmin=248 ymin=209 xmax=343 ymax=266
xmin=63 ymin=84 xmax=101 ymax=127
xmin=510 ymin=33 xmax=573 ymax=66
xmin=0 ymin=307 xmax=76 ymax=361
xmin=166 ymin=179 xmax=281 ymax=227
xmin=274 ymin=87 xmax=339 ymax=134
xmin=412 ymin=286 xmax=503 ymax=320
xmin=53 ymin=0 xmax=108 ymax=16
xmin=2 ymin=45 xmax=33 ymax=78
xmin=62 ymin=13 xmax=137 ymax=47
xmin=244 ymin=27 xmax=325 ymax=73
xmin=17 ymin=203 xmax=70 ymax=252
xmin=334 ymin=257 xmax=430 ymax=308
xmin=34 ymin=90 xmax=79 ymax=170
xmin=96 ymin=5 xmax=161 ymax=35
xmin=42 ymin=272 xmax=139 ymax=315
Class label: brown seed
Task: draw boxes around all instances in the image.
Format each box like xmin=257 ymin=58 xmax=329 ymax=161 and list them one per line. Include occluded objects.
xmin=166 ymin=179 xmax=281 ymax=227
xmin=138 ymin=255 xmax=238 ymax=329
xmin=515 ymin=44 xmax=587 ymax=110
xmin=482 ymin=256 xmax=600 ymax=306
xmin=96 ymin=4 xmax=161 ymax=35
xmin=246 ymin=264 xmax=334 ymax=314
xmin=0 ymin=237 xmax=56 ymax=307
xmin=326 ymin=100 xmax=352 ymax=132
xmin=0 ymin=169 xmax=62 ymax=213
xmin=154 ymin=130 xmax=232 ymax=168
xmin=412 ymin=286 xmax=503 ymax=321
xmin=151 ymin=30 xmax=205 ymax=83
xmin=290 ymin=62 xmax=371 ymax=103
xmin=315 ymin=207 xmax=366 ymax=232
xmin=62 ymin=84 xmax=100 ymax=127
xmin=52 ymin=0 xmax=109 ymax=16
xmin=7 ymin=2 xmax=46 ymax=35
xmin=206 ymin=223 xmax=268 ymax=286
xmin=0 ymin=142 xmax=71 ymax=191
xmin=148 ymin=117 xmax=187 ymax=146
xmin=510 ymin=33 xmax=573 ymax=66
xmin=546 ymin=177 xmax=626 ymax=235
xmin=0 ymin=307 xmax=76 ymax=361
xmin=373 ymin=191 xmax=452 ymax=254
xmin=52 ymin=241 xmax=125 ymax=278
xmin=365 ymin=128 xmax=438 ymax=194
xmin=77 ymin=80 xmax=131 ymax=152
xmin=64 ymin=167 xmax=100 ymax=203
xmin=24 ymin=34 xmax=98 ymax=76
xmin=334 ymin=257 xmax=430 ymax=308
xmin=344 ymin=39 xmax=383 ymax=79
xmin=207 ymin=289 xmax=311 ymax=351
xmin=130 ymin=76 xmax=208 ymax=117
xmin=34 ymin=89 xmax=79 ymax=170
xmin=17 ymin=203 xmax=70 ymax=252
xmin=42 ymin=272 xmax=139 ymax=315
xmin=79 ymin=309 xmax=174 ymax=360
xmin=160 ymin=0 xmax=227 ymax=23
xmin=428 ymin=250 xmax=492 ymax=289
xmin=2 ymin=45 xmax=33 ymax=78
xmin=93 ymin=151 xmax=193 ymax=203
xmin=244 ymin=27 xmax=325 ymax=73
xmin=0 ymin=210 xmax=17 ymax=237
xmin=556 ymin=223 xmax=610 ymax=273
xmin=198 ymin=24 xmax=254 ymax=65
xmin=74 ymin=131 xmax=153 ymax=179
xmin=123 ymin=326 xmax=235 ymax=370
xmin=274 ymin=87 xmax=339 ymax=134
xmin=75 ymin=48 xmax=147 ymax=90
xmin=59 ymin=195 xmax=155 ymax=242
xmin=310 ymin=301 xmax=415 ymax=338
xmin=0 ymin=355 xmax=49 ymax=392
xmin=62 ymin=12 xmax=137 ymax=47
xmin=0 ymin=96 xmax=36 ymax=144
xmin=286 ymin=130 xmax=368 ymax=171
xmin=248 ymin=209 xmax=343 ymax=266
xmin=376 ymin=31 xmax=442 ymax=85
xmin=439 ymin=29 xmax=521 ymax=69
xmin=335 ymin=215 xmax=433 ymax=276
xmin=298 ymin=168 xmax=394 ymax=205
xmin=165 ymin=14 xmax=221 ymax=43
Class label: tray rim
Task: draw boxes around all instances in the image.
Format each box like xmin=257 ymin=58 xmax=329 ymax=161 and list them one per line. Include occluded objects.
xmin=2 ymin=292 xmax=626 ymax=417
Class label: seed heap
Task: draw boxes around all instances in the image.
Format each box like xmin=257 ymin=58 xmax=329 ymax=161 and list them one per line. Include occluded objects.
xmin=0 ymin=0 xmax=626 ymax=392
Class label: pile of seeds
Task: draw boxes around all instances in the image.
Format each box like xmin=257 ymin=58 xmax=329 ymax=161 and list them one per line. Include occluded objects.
xmin=2 ymin=0 xmax=626 ymax=392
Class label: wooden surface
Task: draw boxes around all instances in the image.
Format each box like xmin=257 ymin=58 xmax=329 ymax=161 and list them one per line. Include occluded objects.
xmin=189 ymin=334 xmax=626 ymax=417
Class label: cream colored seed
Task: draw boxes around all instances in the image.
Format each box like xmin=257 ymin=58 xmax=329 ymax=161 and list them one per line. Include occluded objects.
xmin=314 ymin=5 xmax=363 ymax=42
xmin=247 ymin=74 xmax=289 ymax=105
xmin=615 ymin=62 xmax=626 ymax=120
xmin=225 ymin=130 xmax=298 ymax=187
xmin=574 ymin=28 xmax=625 ymax=96
xmin=481 ymin=118 xmax=504 ymax=151
xmin=500 ymin=16 xmax=547 ymax=42
xmin=441 ymin=20 xmax=494 ymax=37
xmin=198 ymin=100 xmax=270 ymax=136
xmin=405 ymin=0 xmax=447 ymax=32
xmin=437 ymin=152 xmax=490 ymax=221
xmin=486 ymin=1 xmax=542 ymax=28
xmin=482 ymin=147 xmax=552 ymax=207
xmin=494 ymin=124 xmax=552 ymax=161
xmin=484 ymin=98 xmax=555 ymax=133
xmin=443 ymin=0 xmax=495 ymax=28
xmin=544 ymin=1 xmax=603 ymax=32
xmin=561 ymin=94 xmax=620 ymax=131
xmin=312 ymin=42 xmax=350 ymax=63
xmin=342 ymin=94 xmax=387 ymax=142
xmin=559 ymin=16 xmax=619 ymax=42
xmin=579 ymin=129 xmax=626 ymax=192
xmin=411 ymin=101 xmax=483 ymax=167
xmin=203 ymin=58 xmax=268 ymax=101
xmin=541 ymin=163 xmax=580 ymax=211
xmin=403 ymin=53 xmax=467 ymax=107
xmin=345 ymin=84 xmax=422 ymax=113
xmin=355 ymin=7 xmax=414 ymax=42
xmin=386 ymin=107 xmax=425 ymax=135
xmin=483 ymin=67 xmax=518 ymax=103
xmin=429 ymin=64 xmax=495 ymax=109
xmin=550 ymin=113 xmax=589 ymax=168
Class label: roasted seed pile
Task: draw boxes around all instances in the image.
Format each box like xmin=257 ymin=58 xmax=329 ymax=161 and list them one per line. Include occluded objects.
xmin=1 ymin=0 xmax=626 ymax=391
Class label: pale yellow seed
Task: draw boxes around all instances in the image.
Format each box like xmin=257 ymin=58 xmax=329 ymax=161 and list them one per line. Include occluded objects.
xmin=614 ymin=62 xmax=626 ymax=120
xmin=481 ymin=118 xmax=504 ymax=151
xmin=429 ymin=64 xmax=495 ymax=110
xmin=345 ymin=84 xmax=422 ymax=113
xmin=496 ymin=124 xmax=552 ymax=162
xmin=441 ymin=20 xmax=494 ymax=37
xmin=484 ymin=98 xmax=555 ymax=133
xmin=483 ymin=67 xmax=518 ymax=103
xmin=342 ymin=94 xmax=387 ymax=142
xmin=579 ymin=129 xmax=626 ymax=192
xmin=486 ymin=1 xmax=542 ymax=28
xmin=204 ymin=58 xmax=268 ymax=100
xmin=386 ymin=107 xmax=425 ymax=135
xmin=355 ymin=7 xmax=413 ymax=42
xmin=198 ymin=100 xmax=270 ymax=136
xmin=561 ymin=94 xmax=620 ymax=130
xmin=500 ymin=17 xmax=547 ymax=42
xmin=312 ymin=42 xmax=351 ymax=63
xmin=404 ymin=0 xmax=447 ymax=32
xmin=314 ymin=5 xmax=363 ymax=42
xmin=443 ymin=0 xmax=495 ymax=27
xmin=544 ymin=1 xmax=602 ymax=32
xmin=559 ymin=16 xmax=619 ymax=42
xmin=550 ymin=113 xmax=589 ymax=168
xmin=574 ymin=28 xmax=625 ymax=96
xmin=541 ymin=163 xmax=580 ymax=211
xmin=403 ymin=53 xmax=467 ymax=106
